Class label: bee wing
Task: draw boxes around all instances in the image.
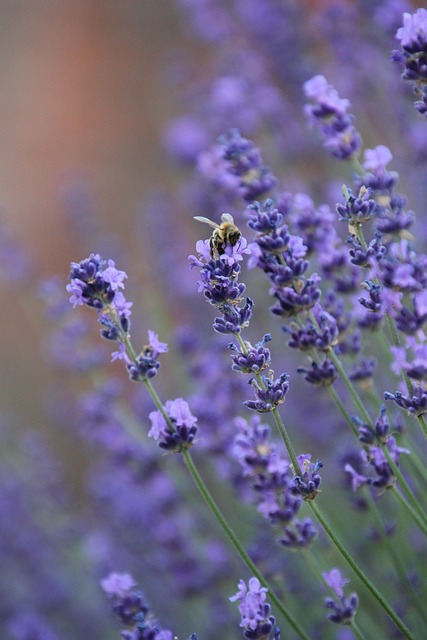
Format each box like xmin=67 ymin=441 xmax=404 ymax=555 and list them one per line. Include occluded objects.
xmin=220 ymin=213 xmax=235 ymax=224
xmin=194 ymin=216 xmax=220 ymax=229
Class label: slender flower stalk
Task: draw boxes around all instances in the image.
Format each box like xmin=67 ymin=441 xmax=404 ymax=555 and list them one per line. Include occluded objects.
xmin=235 ymin=332 xmax=302 ymax=475
xmin=303 ymin=552 xmax=369 ymax=640
xmin=363 ymin=488 xmax=427 ymax=628
xmin=309 ymin=501 xmax=415 ymax=640
xmin=183 ymin=450 xmax=309 ymax=640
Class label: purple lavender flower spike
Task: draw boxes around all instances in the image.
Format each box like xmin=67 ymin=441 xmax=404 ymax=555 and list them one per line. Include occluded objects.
xmin=67 ymin=253 xmax=132 ymax=336
xmin=219 ymin=129 xmax=277 ymax=201
xmin=393 ymin=9 xmax=427 ymax=116
xmin=297 ymin=358 xmax=338 ymax=386
xmin=121 ymin=331 xmax=169 ymax=382
xmin=101 ymin=572 xmax=175 ymax=639
xmin=355 ymin=144 xmax=400 ymax=200
xmin=279 ymin=518 xmax=317 ymax=550
xmin=230 ymin=577 xmax=281 ymax=639
xmin=344 ymin=463 xmax=370 ymax=493
xmin=348 ymin=357 xmax=377 ymax=385
xmin=323 ymin=568 xmax=359 ymax=625
xmin=213 ymin=297 xmax=254 ymax=334
xmin=369 ymin=437 xmax=410 ymax=494
xmin=244 ymin=372 xmax=290 ymax=413
xmin=336 ymin=186 xmax=379 ymax=227
xmin=247 ymin=199 xmax=284 ymax=233
xmin=229 ymin=334 xmax=272 ymax=374
xmin=68 ymin=255 xmax=170 ymax=382
xmin=148 ymin=398 xmax=198 ymax=452
xmin=101 ymin=572 xmax=149 ymax=627
xmin=270 ymin=274 xmax=321 ymax=318
xmin=191 ymin=221 xmax=255 ymax=334
xmin=289 ymin=454 xmax=323 ymax=501
xmin=347 ymin=233 xmax=386 ymax=268
xmin=384 ymin=384 xmax=427 ymax=417
xmin=283 ymin=304 xmax=338 ymax=352
xmin=303 ymin=75 xmax=362 ymax=160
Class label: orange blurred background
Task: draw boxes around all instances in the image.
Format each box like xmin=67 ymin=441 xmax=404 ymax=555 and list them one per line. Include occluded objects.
xmin=0 ymin=1 xmax=188 ymax=432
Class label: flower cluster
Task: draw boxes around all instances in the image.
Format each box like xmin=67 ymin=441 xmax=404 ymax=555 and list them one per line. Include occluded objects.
xmin=148 ymin=398 xmax=198 ymax=453
xmin=303 ymin=74 xmax=362 ymax=159
xmin=189 ymin=231 xmax=252 ymax=334
xmin=232 ymin=416 xmax=317 ymax=551
xmin=197 ymin=129 xmax=277 ymax=203
xmin=393 ymin=8 xmax=427 ymax=116
xmin=101 ymin=573 xmax=198 ymax=640
xmin=230 ymin=577 xmax=281 ymax=639
xmin=323 ymin=569 xmax=358 ymax=625
xmin=289 ymin=454 xmax=323 ymax=501
xmin=67 ymin=254 xmax=168 ymax=382
xmin=67 ymin=253 xmax=131 ymax=334
xmin=345 ymin=406 xmax=410 ymax=495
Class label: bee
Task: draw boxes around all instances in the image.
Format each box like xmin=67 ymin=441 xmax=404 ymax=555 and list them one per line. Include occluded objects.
xmin=194 ymin=213 xmax=241 ymax=259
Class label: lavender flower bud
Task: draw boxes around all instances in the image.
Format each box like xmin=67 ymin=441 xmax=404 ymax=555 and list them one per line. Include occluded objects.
xmin=347 ymin=233 xmax=386 ymax=268
xmin=67 ymin=254 xmax=133 ymax=343
xmin=384 ymin=385 xmax=427 ymax=417
xmin=290 ymin=454 xmax=323 ymax=501
xmin=247 ymin=199 xmax=283 ymax=233
xmin=229 ymin=334 xmax=272 ymax=373
xmin=101 ymin=573 xmax=174 ymax=638
xmin=220 ymin=129 xmax=277 ymax=201
xmin=213 ymin=298 xmax=254 ymax=334
xmin=270 ymin=275 xmax=321 ymax=318
xmin=148 ymin=398 xmax=198 ymax=453
xmin=283 ymin=306 xmax=338 ymax=352
xmin=323 ymin=568 xmax=358 ymax=625
xmin=279 ymin=518 xmax=318 ymax=550
xmin=244 ymin=372 xmax=290 ymax=413
xmin=297 ymin=359 xmax=338 ymax=386
xmin=230 ymin=578 xmax=280 ymax=639
xmin=393 ymin=9 xmax=427 ymax=116
xmin=304 ymin=75 xmax=362 ymax=160
xmin=336 ymin=186 xmax=379 ymax=225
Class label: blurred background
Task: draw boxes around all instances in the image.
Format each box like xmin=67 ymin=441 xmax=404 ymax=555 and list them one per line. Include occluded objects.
xmin=1 ymin=1 xmax=188 ymax=425
xmin=1 ymin=1 xmax=426 ymax=639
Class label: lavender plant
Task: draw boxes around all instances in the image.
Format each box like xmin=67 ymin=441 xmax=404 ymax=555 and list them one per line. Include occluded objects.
xmin=64 ymin=6 xmax=427 ymax=638
xmin=3 ymin=3 xmax=427 ymax=640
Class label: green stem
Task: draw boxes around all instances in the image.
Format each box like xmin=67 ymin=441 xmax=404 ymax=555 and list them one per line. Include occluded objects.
xmin=392 ymin=485 xmax=427 ymax=538
xmin=182 ymin=450 xmax=310 ymax=640
xmin=327 ymin=347 xmax=372 ymax=425
xmin=405 ymin=431 xmax=427 ymax=488
xmin=309 ymin=501 xmax=415 ymax=640
xmin=352 ymin=621 xmax=370 ymax=640
xmin=327 ymin=383 xmax=359 ymax=438
xmin=364 ymin=488 xmax=427 ymax=627
xmin=417 ymin=414 xmax=427 ymax=440
xmin=272 ymin=408 xmax=302 ymax=475
xmin=381 ymin=445 xmax=427 ymax=535
xmin=235 ymin=334 xmax=302 ymax=475
xmin=143 ymin=377 xmax=171 ymax=425
xmin=305 ymin=551 xmax=371 ymax=640
xmin=385 ymin=313 xmax=413 ymax=396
